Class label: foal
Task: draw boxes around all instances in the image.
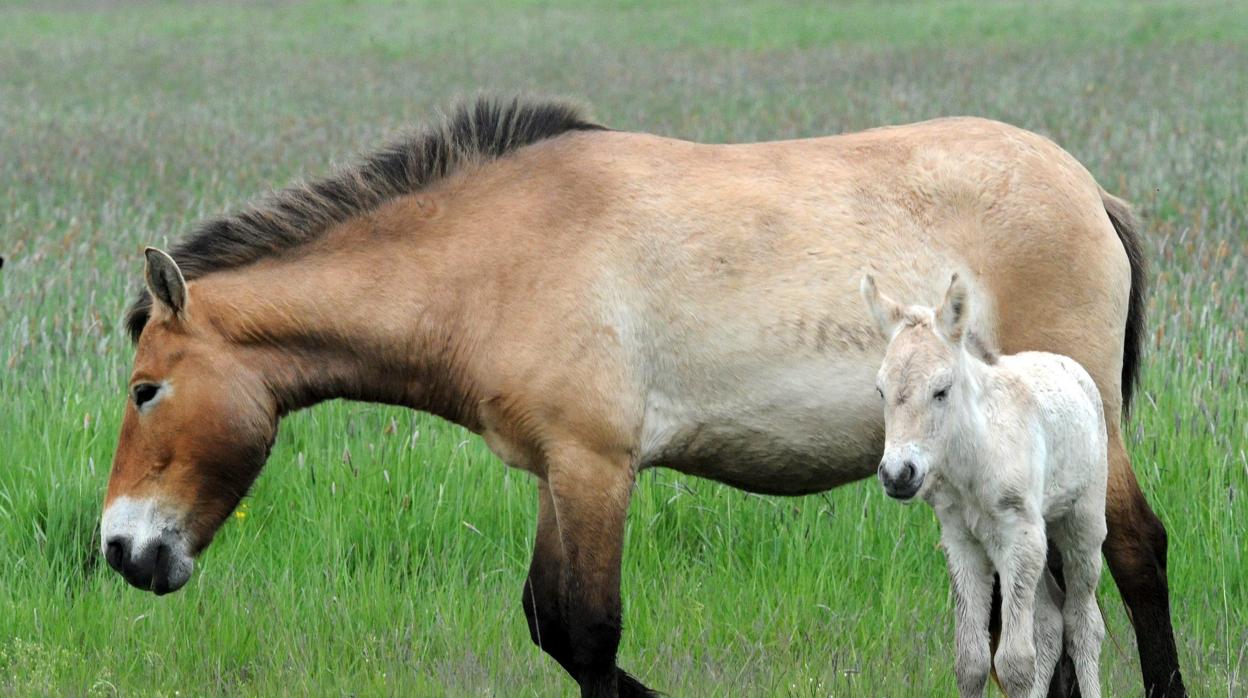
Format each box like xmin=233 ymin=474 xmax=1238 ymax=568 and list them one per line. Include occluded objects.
xmin=861 ymin=274 xmax=1108 ymax=698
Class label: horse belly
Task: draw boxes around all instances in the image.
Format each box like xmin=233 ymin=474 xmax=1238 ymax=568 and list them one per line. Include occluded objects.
xmin=637 ymin=358 xmax=884 ymax=495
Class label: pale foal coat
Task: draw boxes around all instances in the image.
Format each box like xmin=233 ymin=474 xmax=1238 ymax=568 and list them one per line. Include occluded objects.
xmin=863 ymin=275 xmax=1108 ymax=698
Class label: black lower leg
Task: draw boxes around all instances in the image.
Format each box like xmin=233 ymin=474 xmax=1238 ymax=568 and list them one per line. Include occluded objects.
xmin=524 ymin=571 xmax=657 ymax=697
xmin=563 ymin=577 xmax=661 ymax=697
xmin=1045 ymin=542 xmax=1080 ymax=698
xmin=522 ymin=575 xmax=576 ymax=675
xmin=565 ymin=596 xmax=622 ymax=696
xmin=1106 ymin=504 xmax=1185 ymax=697
xmin=542 ymin=449 xmax=659 ymax=698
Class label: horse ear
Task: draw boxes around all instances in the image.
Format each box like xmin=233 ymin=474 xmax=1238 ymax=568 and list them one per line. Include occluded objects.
xmin=144 ymin=247 xmax=188 ymax=315
xmin=936 ymin=273 xmax=969 ymax=343
xmin=861 ymin=274 xmax=904 ymax=337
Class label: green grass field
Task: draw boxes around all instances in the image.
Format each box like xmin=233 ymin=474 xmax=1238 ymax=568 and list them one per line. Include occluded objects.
xmin=1 ymin=1 xmax=1245 ymax=695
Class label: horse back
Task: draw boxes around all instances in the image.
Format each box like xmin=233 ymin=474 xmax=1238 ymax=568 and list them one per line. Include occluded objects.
xmin=458 ymin=119 xmax=1130 ymax=491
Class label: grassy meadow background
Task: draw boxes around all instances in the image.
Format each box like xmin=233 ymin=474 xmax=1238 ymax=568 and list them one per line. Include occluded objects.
xmin=1 ymin=1 xmax=1245 ymax=695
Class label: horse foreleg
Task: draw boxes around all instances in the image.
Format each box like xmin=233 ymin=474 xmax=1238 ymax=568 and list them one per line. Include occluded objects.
xmin=544 ymin=442 xmax=656 ymax=698
xmin=522 ymin=481 xmax=577 ymax=676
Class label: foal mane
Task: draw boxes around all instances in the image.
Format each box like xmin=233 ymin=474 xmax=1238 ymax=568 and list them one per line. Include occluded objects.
xmin=899 ymin=309 xmax=999 ymax=365
xmin=125 ymin=97 xmax=603 ymax=342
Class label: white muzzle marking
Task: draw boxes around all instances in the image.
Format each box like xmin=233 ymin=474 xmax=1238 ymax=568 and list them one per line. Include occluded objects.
xmin=100 ymin=496 xmax=194 ymax=594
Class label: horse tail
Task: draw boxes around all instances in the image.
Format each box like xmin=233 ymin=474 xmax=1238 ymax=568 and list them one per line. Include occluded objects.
xmin=1102 ymin=190 xmax=1146 ymax=417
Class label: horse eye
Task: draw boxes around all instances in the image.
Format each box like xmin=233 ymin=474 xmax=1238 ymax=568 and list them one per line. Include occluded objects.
xmin=133 ymin=383 xmax=161 ymax=408
xmin=876 ymin=387 xmax=884 ymax=400
xmin=933 ymin=387 xmax=949 ymax=401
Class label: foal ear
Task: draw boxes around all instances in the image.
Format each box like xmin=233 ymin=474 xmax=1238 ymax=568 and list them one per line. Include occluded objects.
xmin=860 ymin=274 xmax=905 ymax=337
xmin=144 ymin=247 xmax=188 ymax=315
xmin=936 ymin=273 xmax=970 ymax=343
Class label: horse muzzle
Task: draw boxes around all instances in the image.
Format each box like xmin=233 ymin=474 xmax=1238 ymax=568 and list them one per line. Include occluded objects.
xmin=100 ymin=496 xmax=195 ymax=595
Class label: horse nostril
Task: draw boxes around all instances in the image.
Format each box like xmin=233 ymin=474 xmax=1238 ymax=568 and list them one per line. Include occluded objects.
xmin=902 ymin=461 xmax=916 ymax=483
xmin=150 ymin=541 xmax=171 ymax=594
xmin=105 ymin=536 xmax=129 ymax=572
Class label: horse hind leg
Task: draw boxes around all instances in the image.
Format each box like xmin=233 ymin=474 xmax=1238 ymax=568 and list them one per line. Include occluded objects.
xmin=1101 ymin=428 xmax=1186 ymax=697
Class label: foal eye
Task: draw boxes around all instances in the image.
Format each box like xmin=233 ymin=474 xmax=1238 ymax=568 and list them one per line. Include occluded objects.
xmin=876 ymin=387 xmax=884 ymax=400
xmin=132 ymin=383 xmax=161 ymax=409
xmin=933 ymin=388 xmax=949 ymax=401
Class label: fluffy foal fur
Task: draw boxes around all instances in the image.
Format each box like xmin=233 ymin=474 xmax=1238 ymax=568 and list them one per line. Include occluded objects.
xmin=863 ymin=274 xmax=1108 ymax=698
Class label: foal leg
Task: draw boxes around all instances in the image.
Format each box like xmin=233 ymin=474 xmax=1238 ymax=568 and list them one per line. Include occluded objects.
xmin=1053 ymin=510 xmax=1108 ymax=698
xmin=546 ymin=442 xmax=654 ymax=698
xmin=938 ymin=516 xmax=994 ymax=697
xmin=1042 ymin=543 xmax=1080 ymax=698
xmin=992 ymin=565 xmax=1071 ymax=698
xmin=1101 ymin=428 xmax=1185 ymax=696
xmin=1030 ymin=569 xmax=1066 ymax=698
xmin=990 ymin=518 xmax=1048 ymax=698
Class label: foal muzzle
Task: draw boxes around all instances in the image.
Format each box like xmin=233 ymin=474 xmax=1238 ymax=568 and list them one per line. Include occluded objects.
xmin=878 ymin=448 xmax=927 ymax=501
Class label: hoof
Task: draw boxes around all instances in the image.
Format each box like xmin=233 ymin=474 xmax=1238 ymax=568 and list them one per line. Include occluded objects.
xmin=618 ymin=669 xmax=661 ymax=698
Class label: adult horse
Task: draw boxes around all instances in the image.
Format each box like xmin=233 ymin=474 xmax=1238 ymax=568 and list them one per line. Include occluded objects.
xmin=100 ymin=98 xmax=1183 ymax=697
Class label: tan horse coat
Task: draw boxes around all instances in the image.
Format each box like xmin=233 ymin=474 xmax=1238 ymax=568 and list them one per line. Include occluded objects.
xmin=101 ymin=102 xmax=1182 ymax=698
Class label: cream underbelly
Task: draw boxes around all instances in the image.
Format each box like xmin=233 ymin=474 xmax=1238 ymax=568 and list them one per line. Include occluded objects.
xmin=636 ymin=358 xmax=885 ymax=495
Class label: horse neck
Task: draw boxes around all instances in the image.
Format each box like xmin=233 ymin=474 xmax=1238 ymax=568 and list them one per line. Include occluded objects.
xmin=190 ymin=225 xmax=486 ymax=428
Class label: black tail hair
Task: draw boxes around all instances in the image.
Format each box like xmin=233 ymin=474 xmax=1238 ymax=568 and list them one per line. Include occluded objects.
xmin=1102 ymin=192 xmax=1147 ymax=416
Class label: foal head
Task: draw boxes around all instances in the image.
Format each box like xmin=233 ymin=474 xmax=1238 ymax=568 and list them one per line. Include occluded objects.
xmin=101 ymin=249 xmax=278 ymax=594
xmin=861 ymin=274 xmax=977 ymax=501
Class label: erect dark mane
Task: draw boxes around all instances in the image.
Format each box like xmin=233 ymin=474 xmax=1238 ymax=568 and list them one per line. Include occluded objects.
xmin=125 ymin=97 xmax=603 ymax=342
